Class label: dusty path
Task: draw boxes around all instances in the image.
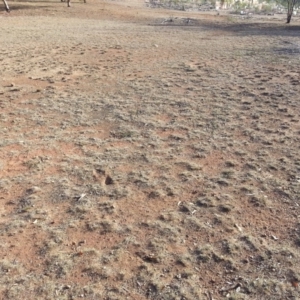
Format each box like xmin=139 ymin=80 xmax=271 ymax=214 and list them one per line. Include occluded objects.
xmin=0 ymin=1 xmax=300 ymax=299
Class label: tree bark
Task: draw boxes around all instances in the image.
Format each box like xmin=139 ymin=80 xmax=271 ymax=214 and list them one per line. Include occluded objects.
xmin=3 ymin=0 xmax=10 ymax=12
xmin=286 ymin=0 xmax=296 ymax=23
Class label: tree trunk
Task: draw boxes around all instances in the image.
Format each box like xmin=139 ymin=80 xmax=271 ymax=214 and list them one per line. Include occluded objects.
xmin=286 ymin=0 xmax=296 ymax=23
xmin=3 ymin=0 xmax=10 ymax=12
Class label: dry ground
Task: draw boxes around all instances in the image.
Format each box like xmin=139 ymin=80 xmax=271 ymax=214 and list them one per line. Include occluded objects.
xmin=0 ymin=1 xmax=300 ymax=299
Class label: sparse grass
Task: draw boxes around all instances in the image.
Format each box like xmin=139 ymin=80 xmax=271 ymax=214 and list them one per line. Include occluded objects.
xmin=195 ymin=196 xmax=216 ymax=207
xmin=86 ymin=219 xmax=120 ymax=234
xmin=0 ymin=5 xmax=299 ymax=300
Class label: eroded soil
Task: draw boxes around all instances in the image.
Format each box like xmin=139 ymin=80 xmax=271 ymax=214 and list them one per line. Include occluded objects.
xmin=0 ymin=1 xmax=300 ymax=299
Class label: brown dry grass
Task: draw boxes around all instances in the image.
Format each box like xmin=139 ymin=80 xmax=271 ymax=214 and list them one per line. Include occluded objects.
xmin=0 ymin=1 xmax=300 ymax=299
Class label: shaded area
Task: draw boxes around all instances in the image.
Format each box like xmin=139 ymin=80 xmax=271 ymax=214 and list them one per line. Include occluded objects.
xmin=150 ymin=17 xmax=300 ymax=37
xmin=274 ymin=46 xmax=300 ymax=55
xmin=2 ymin=4 xmax=51 ymax=10
xmin=1 ymin=0 xmax=85 ymax=11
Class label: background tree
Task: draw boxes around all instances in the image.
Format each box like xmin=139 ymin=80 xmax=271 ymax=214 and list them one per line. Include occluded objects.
xmin=286 ymin=0 xmax=299 ymax=22
xmin=277 ymin=0 xmax=300 ymax=23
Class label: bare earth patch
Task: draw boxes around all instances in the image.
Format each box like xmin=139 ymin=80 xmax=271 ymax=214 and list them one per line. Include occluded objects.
xmin=0 ymin=1 xmax=300 ymax=299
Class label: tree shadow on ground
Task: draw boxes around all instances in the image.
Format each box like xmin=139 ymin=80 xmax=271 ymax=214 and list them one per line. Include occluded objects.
xmin=201 ymin=21 xmax=300 ymax=37
xmin=3 ymin=4 xmax=53 ymax=10
xmin=150 ymin=18 xmax=300 ymax=37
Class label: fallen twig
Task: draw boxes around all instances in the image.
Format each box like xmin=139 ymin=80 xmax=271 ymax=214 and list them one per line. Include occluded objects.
xmin=219 ymin=283 xmax=241 ymax=293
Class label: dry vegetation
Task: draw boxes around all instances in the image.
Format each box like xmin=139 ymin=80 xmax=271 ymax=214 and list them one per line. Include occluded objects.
xmin=0 ymin=1 xmax=300 ymax=299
